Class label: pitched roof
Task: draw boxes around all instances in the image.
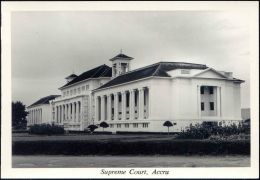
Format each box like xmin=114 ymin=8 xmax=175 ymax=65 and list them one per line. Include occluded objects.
xmin=60 ymin=64 xmax=112 ymax=89
xmin=96 ymin=62 xmax=208 ymax=90
xmin=28 ymin=95 xmax=60 ymax=108
xmin=109 ymin=53 xmax=134 ymax=61
xmin=65 ymin=74 xmax=78 ymax=79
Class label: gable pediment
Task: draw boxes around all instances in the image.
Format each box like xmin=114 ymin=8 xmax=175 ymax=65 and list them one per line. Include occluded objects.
xmin=193 ymin=68 xmax=228 ymax=79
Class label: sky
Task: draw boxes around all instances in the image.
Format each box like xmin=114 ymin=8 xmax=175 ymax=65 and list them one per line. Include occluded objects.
xmin=11 ymin=11 xmax=250 ymax=108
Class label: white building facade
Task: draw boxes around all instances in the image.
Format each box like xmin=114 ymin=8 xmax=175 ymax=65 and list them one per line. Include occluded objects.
xmin=27 ymin=95 xmax=60 ymax=127
xmin=27 ymin=53 xmax=244 ymax=132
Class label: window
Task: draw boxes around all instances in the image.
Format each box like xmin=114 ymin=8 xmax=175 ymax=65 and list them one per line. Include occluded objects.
xmin=63 ymin=92 xmax=66 ymax=97
xmin=125 ymin=124 xmax=129 ymax=128
xmin=200 ymin=86 xmax=204 ymax=94
xmin=142 ymin=123 xmax=148 ymax=128
xmin=82 ymin=86 xmax=85 ymax=91
xmin=74 ymin=89 xmax=76 ymax=94
xmin=210 ymin=102 xmax=214 ymax=110
xmin=70 ymin=90 xmax=72 ymax=95
xmin=119 ymin=94 xmax=122 ymax=102
xmin=78 ymin=87 xmax=81 ymax=93
xmin=117 ymin=124 xmax=121 ymax=128
xmin=110 ymin=124 xmax=114 ymax=128
xmin=86 ymin=85 xmax=89 ymax=90
xmin=133 ymin=123 xmax=138 ymax=128
xmin=201 ymin=102 xmax=205 ymax=111
xmin=67 ymin=91 xmax=69 ymax=95
xmin=209 ymin=87 xmax=214 ymax=94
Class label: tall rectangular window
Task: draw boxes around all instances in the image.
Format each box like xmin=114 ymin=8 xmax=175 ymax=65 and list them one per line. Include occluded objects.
xmin=209 ymin=87 xmax=214 ymax=94
xmin=210 ymin=102 xmax=214 ymax=110
xmin=200 ymin=86 xmax=204 ymax=94
xmin=201 ymin=102 xmax=205 ymax=111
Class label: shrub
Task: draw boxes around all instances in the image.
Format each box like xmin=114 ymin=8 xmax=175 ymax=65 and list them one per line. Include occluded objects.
xmin=29 ymin=123 xmax=64 ymax=135
xmin=12 ymin=139 xmax=250 ymax=155
xmin=177 ymin=122 xmax=250 ymax=139
xmin=87 ymin=124 xmax=98 ymax=133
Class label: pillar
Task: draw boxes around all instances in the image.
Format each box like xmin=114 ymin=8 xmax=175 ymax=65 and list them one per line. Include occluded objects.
xmin=121 ymin=91 xmax=126 ymax=120
xmin=107 ymin=94 xmax=111 ymax=121
xmin=78 ymin=102 xmax=81 ymax=122
xmin=130 ymin=90 xmax=135 ymax=120
xmin=95 ymin=96 xmax=99 ymax=121
xmin=217 ymin=86 xmax=221 ymax=117
xmin=114 ymin=93 xmax=118 ymax=120
xmin=197 ymin=85 xmax=201 ymax=118
xmin=138 ymin=88 xmax=144 ymax=119
xmin=101 ymin=96 xmax=105 ymax=121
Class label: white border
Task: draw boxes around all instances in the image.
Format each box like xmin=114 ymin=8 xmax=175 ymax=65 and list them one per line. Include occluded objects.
xmin=1 ymin=1 xmax=259 ymax=179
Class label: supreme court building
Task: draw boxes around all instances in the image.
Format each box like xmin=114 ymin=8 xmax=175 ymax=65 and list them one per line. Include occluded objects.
xmin=27 ymin=53 xmax=244 ymax=132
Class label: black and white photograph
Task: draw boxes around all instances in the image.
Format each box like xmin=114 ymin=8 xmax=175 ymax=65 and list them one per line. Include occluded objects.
xmin=1 ymin=1 xmax=259 ymax=179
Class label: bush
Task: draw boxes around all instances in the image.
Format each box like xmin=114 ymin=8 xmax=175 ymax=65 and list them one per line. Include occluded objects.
xmin=177 ymin=122 xmax=250 ymax=139
xmin=12 ymin=139 xmax=250 ymax=155
xmin=29 ymin=123 xmax=64 ymax=135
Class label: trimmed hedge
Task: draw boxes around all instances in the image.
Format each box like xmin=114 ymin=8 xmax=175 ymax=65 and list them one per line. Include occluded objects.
xmin=12 ymin=139 xmax=250 ymax=155
xmin=29 ymin=124 xmax=64 ymax=135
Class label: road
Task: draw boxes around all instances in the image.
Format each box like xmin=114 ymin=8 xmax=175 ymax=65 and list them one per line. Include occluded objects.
xmin=13 ymin=155 xmax=250 ymax=168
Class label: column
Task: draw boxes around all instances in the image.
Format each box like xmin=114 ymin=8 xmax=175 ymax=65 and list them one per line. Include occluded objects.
xmin=197 ymin=85 xmax=201 ymax=118
xmin=78 ymin=102 xmax=81 ymax=122
xmin=217 ymin=87 xmax=221 ymax=117
xmin=64 ymin=104 xmax=68 ymax=121
xmin=121 ymin=91 xmax=126 ymax=120
xmin=40 ymin=109 xmax=42 ymax=123
xmin=107 ymin=94 xmax=111 ymax=121
xmin=114 ymin=93 xmax=118 ymax=120
xmin=95 ymin=96 xmax=99 ymax=122
xmin=67 ymin=104 xmax=70 ymax=122
xmin=101 ymin=96 xmax=105 ymax=121
xmin=75 ymin=102 xmax=78 ymax=122
xmin=129 ymin=90 xmax=135 ymax=120
xmin=145 ymin=88 xmax=149 ymax=118
xmin=138 ymin=88 xmax=144 ymax=119
xmin=72 ymin=103 xmax=75 ymax=122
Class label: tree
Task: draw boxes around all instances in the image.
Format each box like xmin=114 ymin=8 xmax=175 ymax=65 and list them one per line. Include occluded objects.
xmin=88 ymin=124 xmax=98 ymax=134
xmin=163 ymin=121 xmax=173 ymax=135
xmin=12 ymin=101 xmax=28 ymax=130
xmin=99 ymin=121 xmax=109 ymax=131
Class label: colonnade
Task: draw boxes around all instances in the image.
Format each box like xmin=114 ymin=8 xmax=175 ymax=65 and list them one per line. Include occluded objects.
xmin=28 ymin=109 xmax=42 ymax=125
xmin=95 ymin=87 xmax=149 ymax=121
xmin=55 ymin=101 xmax=81 ymax=124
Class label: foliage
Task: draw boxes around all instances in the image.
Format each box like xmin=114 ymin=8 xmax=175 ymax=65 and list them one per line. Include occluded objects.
xmin=12 ymin=101 xmax=28 ymax=130
xmin=88 ymin=124 xmax=98 ymax=133
xmin=209 ymin=133 xmax=250 ymax=141
xmin=99 ymin=121 xmax=109 ymax=131
xmin=29 ymin=123 xmax=64 ymax=135
xmin=13 ymin=139 xmax=250 ymax=155
xmin=163 ymin=121 xmax=173 ymax=127
xmin=177 ymin=122 xmax=250 ymax=139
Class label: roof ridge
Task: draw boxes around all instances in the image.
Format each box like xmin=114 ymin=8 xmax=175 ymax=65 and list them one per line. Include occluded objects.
xmin=116 ymin=62 xmax=160 ymax=77
xmin=159 ymin=61 xmax=207 ymax=67
xmin=152 ymin=63 xmax=162 ymax=76
xmin=99 ymin=66 xmax=111 ymax=77
xmin=90 ymin=64 xmax=106 ymax=78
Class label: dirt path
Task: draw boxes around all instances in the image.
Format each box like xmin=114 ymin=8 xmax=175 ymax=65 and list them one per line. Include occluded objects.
xmin=12 ymin=155 xmax=250 ymax=168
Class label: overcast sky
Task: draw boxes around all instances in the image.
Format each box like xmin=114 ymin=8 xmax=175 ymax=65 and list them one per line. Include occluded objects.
xmin=11 ymin=11 xmax=250 ymax=108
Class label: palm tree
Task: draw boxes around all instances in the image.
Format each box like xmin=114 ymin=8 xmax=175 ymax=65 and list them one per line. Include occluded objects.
xmin=99 ymin=121 xmax=109 ymax=131
xmin=163 ymin=121 xmax=173 ymax=135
